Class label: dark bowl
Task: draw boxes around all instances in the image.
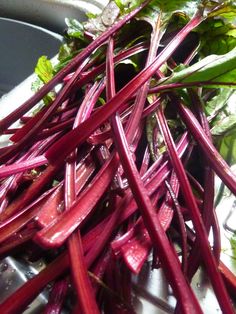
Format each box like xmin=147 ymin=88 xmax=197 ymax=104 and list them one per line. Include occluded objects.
xmin=0 ymin=17 xmax=62 ymax=96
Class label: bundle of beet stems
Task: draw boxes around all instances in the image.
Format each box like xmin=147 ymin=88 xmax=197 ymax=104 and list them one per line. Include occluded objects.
xmin=0 ymin=0 xmax=236 ymax=313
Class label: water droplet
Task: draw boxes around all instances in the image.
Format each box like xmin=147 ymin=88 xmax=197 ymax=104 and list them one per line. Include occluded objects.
xmin=196 ymin=283 xmax=201 ymax=288
xmin=0 ymin=262 xmax=8 ymax=273
xmin=25 ymin=271 xmax=35 ymax=279
xmin=5 ymin=279 xmax=13 ymax=289
xmin=57 ymin=202 xmax=64 ymax=213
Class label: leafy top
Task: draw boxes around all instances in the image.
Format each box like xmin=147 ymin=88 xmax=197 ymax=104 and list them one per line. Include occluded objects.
xmin=160 ymin=46 xmax=236 ymax=88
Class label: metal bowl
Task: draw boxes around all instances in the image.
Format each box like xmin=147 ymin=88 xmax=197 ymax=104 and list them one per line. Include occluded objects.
xmin=0 ymin=17 xmax=62 ymax=96
xmin=0 ymin=0 xmax=107 ymax=96
xmin=0 ymin=0 xmax=105 ymax=33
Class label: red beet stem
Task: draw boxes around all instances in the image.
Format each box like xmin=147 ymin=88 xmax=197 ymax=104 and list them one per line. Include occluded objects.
xmin=0 ymin=155 xmax=47 ymax=179
xmin=156 ymin=106 xmax=234 ymax=313
xmin=110 ymin=113 xmax=202 ymax=313
xmin=0 ymin=1 xmax=149 ymax=133
xmin=176 ymin=99 xmax=236 ymax=196
xmin=65 ymin=80 xmax=100 ymax=314
xmin=43 ymin=279 xmax=68 ymax=314
xmin=45 ymin=13 xmax=204 ymax=165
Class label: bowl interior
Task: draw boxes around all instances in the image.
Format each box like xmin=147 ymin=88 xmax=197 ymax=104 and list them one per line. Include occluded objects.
xmin=0 ymin=18 xmax=62 ymax=96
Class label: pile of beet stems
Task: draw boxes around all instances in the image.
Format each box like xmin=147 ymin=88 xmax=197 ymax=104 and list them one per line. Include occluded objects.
xmin=0 ymin=1 xmax=235 ymax=313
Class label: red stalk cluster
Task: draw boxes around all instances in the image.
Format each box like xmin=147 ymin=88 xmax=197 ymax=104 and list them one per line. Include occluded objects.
xmin=0 ymin=3 xmax=235 ymax=314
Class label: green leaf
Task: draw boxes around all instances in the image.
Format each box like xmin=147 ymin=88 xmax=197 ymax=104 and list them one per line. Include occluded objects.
xmin=31 ymin=77 xmax=43 ymax=93
xmin=58 ymin=43 xmax=73 ymax=62
xmin=33 ymin=56 xmax=56 ymax=105
xmin=197 ymin=18 xmax=236 ymax=55
xmin=218 ymin=133 xmax=236 ymax=165
xmin=137 ymin=1 xmax=161 ymax=29
xmin=205 ymin=35 xmax=236 ymax=55
xmin=208 ymin=1 xmax=236 ymax=22
xmin=86 ymin=12 xmax=98 ymax=19
xmin=42 ymin=91 xmax=56 ymax=106
xmin=137 ymin=0 xmax=201 ymax=29
xmin=98 ymin=97 xmax=106 ymax=106
xmin=56 ymin=45 xmax=83 ymax=73
xmin=114 ymin=0 xmax=123 ymax=9
xmin=65 ymin=18 xmax=85 ymax=40
xmin=211 ymin=114 xmax=236 ymax=136
xmin=153 ymin=0 xmax=201 ymax=17
xmin=31 ymin=76 xmax=55 ymax=106
xmin=34 ymin=56 xmax=54 ymax=84
xmin=160 ymin=46 xmax=236 ymax=88
xmin=173 ymin=63 xmax=188 ymax=73
xmin=230 ymin=232 xmax=236 ymax=251
xmin=227 ymin=29 xmax=236 ymax=38
xmin=114 ymin=0 xmax=143 ymax=13
xmin=118 ymin=58 xmax=138 ymax=69
xmin=205 ymin=89 xmax=234 ymax=117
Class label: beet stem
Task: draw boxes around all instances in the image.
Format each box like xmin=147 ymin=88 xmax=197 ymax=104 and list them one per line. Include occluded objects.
xmin=156 ymin=106 xmax=234 ymax=313
xmin=0 ymin=1 xmax=149 ymax=133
